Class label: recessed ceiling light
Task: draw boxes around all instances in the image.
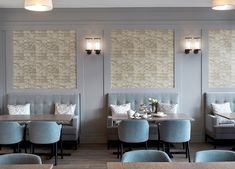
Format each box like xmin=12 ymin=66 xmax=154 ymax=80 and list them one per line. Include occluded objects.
xmin=212 ymin=0 xmax=235 ymax=10
xmin=24 ymin=0 xmax=53 ymax=12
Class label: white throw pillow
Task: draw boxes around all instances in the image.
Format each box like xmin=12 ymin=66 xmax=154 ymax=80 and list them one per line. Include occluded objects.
xmin=211 ymin=102 xmax=233 ymax=124
xmin=157 ymin=102 xmax=178 ymax=114
xmin=55 ymin=103 xmax=76 ymax=115
xmin=8 ymin=104 xmax=30 ymax=115
xmin=110 ymin=103 xmax=131 ymax=118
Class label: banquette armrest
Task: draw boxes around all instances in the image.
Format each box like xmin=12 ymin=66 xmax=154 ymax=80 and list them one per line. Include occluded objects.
xmin=206 ymin=114 xmax=218 ymax=132
xmin=72 ymin=115 xmax=79 ymax=130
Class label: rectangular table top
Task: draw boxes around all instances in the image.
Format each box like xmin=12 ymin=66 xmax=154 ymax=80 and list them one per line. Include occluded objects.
xmin=0 ymin=164 xmax=53 ymax=169
xmin=215 ymin=112 xmax=235 ymax=120
xmin=111 ymin=113 xmax=194 ymax=122
xmin=0 ymin=114 xmax=73 ymax=124
xmin=107 ymin=162 xmax=235 ymax=169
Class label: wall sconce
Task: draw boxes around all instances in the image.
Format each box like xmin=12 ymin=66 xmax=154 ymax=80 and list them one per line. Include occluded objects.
xmin=85 ymin=38 xmax=93 ymax=55
xmin=184 ymin=37 xmax=193 ymax=54
xmin=193 ymin=37 xmax=201 ymax=54
xmin=94 ymin=38 xmax=101 ymax=55
xmin=85 ymin=38 xmax=102 ymax=55
xmin=184 ymin=37 xmax=201 ymax=54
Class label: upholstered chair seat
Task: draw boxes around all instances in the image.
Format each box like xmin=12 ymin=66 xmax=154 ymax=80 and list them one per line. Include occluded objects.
xmin=0 ymin=153 xmax=42 ymax=164
xmin=28 ymin=121 xmax=62 ymax=165
xmin=118 ymin=120 xmax=149 ymax=158
xmin=122 ymin=150 xmax=171 ymax=162
xmin=195 ymin=150 xmax=235 ymax=162
xmin=159 ymin=120 xmax=191 ymax=162
xmin=0 ymin=122 xmax=25 ymax=153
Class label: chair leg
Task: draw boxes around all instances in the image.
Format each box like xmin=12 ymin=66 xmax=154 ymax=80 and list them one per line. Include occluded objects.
xmin=30 ymin=143 xmax=35 ymax=154
xmin=186 ymin=141 xmax=191 ymax=162
xmin=120 ymin=142 xmax=124 ymax=159
xmin=117 ymin=141 xmax=120 ymax=159
xmin=54 ymin=142 xmax=58 ymax=166
xmin=60 ymin=140 xmax=63 ymax=159
xmin=145 ymin=141 xmax=148 ymax=150
xmin=185 ymin=142 xmax=188 ymax=158
xmin=17 ymin=143 xmax=20 ymax=153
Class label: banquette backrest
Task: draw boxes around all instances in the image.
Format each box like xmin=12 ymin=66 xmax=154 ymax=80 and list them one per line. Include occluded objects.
xmin=205 ymin=92 xmax=235 ymax=114
xmin=108 ymin=92 xmax=179 ymax=115
xmin=7 ymin=93 xmax=80 ymax=116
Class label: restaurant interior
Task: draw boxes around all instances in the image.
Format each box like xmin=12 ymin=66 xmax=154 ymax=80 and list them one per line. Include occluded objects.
xmin=1 ymin=0 xmax=235 ymax=169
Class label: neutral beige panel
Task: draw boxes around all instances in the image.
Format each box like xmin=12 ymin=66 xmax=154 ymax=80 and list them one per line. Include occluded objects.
xmin=13 ymin=30 xmax=77 ymax=89
xmin=208 ymin=30 xmax=235 ymax=88
xmin=111 ymin=29 xmax=174 ymax=88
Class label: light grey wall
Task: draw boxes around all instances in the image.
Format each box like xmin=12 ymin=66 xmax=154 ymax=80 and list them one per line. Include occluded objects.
xmin=0 ymin=31 xmax=5 ymax=113
xmin=0 ymin=8 xmax=235 ymax=142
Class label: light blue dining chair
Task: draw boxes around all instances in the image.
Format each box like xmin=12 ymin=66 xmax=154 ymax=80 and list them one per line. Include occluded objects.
xmin=122 ymin=150 xmax=172 ymax=162
xmin=159 ymin=120 xmax=191 ymax=162
xmin=195 ymin=150 xmax=235 ymax=162
xmin=118 ymin=120 xmax=149 ymax=158
xmin=0 ymin=122 xmax=25 ymax=153
xmin=0 ymin=153 xmax=42 ymax=164
xmin=28 ymin=121 xmax=62 ymax=166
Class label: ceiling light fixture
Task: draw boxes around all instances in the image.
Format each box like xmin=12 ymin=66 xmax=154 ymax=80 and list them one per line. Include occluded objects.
xmin=212 ymin=0 xmax=235 ymax=10
xmin=24 ymin=0 xmax=53 ymax=12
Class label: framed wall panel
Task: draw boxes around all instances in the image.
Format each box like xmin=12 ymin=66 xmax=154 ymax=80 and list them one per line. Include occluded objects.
xmin=12 ymin=30 xmax=77 ymax=89
xmin=111 ymin=29 xmax=174 ymax=89
xmin=208 ymin=30 xmax=235 ymax=88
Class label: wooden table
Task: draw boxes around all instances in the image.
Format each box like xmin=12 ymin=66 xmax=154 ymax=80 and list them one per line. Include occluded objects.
xmin=111 ymin=113 xmax=194 ymax=122
xmin=0 ymin=114 xmax=73 ymax=124
xmin=0 ymin=164 xmax=53 ymax=169
xmin=107 ymin=162 xmax=235 ymax=169
xmin=214 ymin=112 xmax=235 ymax=120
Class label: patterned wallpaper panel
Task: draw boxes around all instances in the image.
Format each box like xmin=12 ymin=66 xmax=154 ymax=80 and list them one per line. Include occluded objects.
xmin=13 ymin=30 xmax=77 ymax=89
xmin=208 ymin=30 xmax=235 ymax=88
xmin=111 ymin=29 xmax=174 ymax=88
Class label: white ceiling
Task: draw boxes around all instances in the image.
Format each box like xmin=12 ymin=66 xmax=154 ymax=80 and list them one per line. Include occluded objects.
xmin=0 ymin=0 xmax=212 ymax=8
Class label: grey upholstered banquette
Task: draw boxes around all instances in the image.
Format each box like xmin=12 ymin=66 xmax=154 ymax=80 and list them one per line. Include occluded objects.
xmin=107 ymin=92 xmax=179 ymax=146
xmin=205 ymin=92 xmax=235 ymax=145
xmin=7 ymin=93 xmax=80 ymax=147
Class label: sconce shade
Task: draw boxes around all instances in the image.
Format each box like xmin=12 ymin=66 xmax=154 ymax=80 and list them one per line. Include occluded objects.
xmin=212 ymin=0 xmax=235 ymax=10
xmin=94 ymin=38 xmax=101 ymax=55
xmin=85 ymin=38 xmax=93 ymax=55
xmin=185 ymin=37 xmax=192 ymax=54
xmin=24 ymin=0 xmax=53 ymax=12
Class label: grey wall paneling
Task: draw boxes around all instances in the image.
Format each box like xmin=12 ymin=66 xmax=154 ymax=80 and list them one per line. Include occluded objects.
xmin=1 ymin=8 xmax=235 ymax=142
xmin=0 ymin=31 xmax=5 ymax=113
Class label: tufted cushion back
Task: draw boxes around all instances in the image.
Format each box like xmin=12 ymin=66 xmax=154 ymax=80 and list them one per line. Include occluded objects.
xmin=7 ymin=93 xmax=79 ymax=115
xmin=206 ymin=92 xmax=235 ymax=114
xmin=108 ymin=93 xmax=179 ymax=115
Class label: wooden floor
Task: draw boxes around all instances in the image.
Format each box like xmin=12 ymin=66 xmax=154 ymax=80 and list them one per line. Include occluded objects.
xmin=0 ymin=143 xmax=232 ymax=169
xmin=46 ymin=143 xmax=230 ymax=169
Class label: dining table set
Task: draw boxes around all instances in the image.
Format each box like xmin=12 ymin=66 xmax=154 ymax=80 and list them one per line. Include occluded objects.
xmin=0 ymin=114 xmax=74 ymax=166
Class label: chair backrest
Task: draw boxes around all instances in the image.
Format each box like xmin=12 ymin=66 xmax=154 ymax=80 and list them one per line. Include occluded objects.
xmin=159 ymin=120 xmax=191 ymax=143
xmin=0 ymin=122 xmax=24 ymax=144
xmin=28 ymin=121 xmax=62 ymax=144
xmin=118 ymin=120 xmax=149 ymax=143
xmin=195 ymin=150 xmax=235 ymax=162
xmin=0 ymin=153 xmax=42 ymax=164
xmin=122 ymin=150 xmax=172 ymax=162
